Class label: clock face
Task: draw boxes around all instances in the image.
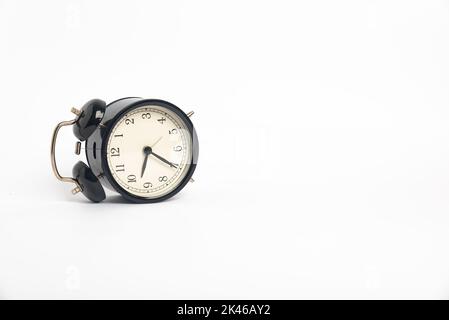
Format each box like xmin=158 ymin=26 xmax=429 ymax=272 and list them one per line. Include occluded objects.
xmin=106 ymin=105 xmax=193 ymax=199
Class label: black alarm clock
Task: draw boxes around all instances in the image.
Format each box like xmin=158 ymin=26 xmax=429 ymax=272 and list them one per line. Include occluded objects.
xmin=51 ymin=97 xmax=198 ymax=203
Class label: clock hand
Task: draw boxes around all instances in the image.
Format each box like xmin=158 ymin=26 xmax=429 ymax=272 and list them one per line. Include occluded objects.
xmin=151 ymin=151 xmax=178 ymax=169
xmin=141 ymin=146 xmax=152 ymax=178
xmin=151 ymin=136 xmax=162 ymax=148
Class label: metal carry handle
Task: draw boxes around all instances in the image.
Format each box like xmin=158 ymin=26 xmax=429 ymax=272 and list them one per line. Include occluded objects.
xmin=50 ymin=108 xmax=83 ymax=195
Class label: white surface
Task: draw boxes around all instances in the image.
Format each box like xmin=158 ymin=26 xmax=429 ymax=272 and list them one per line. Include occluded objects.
xmin=0 ymin=0 xmax=449 ymax=299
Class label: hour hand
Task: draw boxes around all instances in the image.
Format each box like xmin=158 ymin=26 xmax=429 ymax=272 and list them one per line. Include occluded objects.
xmin=141 ymin=146 xmax=152 ymax=178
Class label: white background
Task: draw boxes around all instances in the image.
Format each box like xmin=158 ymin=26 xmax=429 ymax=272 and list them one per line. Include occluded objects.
xmin=0 ymin=0 xmax=449 ymax=299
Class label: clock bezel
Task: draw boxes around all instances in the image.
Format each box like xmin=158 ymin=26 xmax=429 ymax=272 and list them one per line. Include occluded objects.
xmin=100 ymin=99 xmax=198 ymax=203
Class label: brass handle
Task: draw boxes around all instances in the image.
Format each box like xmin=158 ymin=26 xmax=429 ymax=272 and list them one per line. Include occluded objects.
xmin=51 ymin=109 xmax=83 ymax=194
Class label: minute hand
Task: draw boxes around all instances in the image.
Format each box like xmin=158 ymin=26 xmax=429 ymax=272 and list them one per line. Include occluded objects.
xmin=151 ymin=152 xmax=178 ymax=168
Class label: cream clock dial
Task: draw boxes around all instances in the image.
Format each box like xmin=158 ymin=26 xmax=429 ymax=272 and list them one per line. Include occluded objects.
xmin=106 ymin=105 xmax=193 ymax=199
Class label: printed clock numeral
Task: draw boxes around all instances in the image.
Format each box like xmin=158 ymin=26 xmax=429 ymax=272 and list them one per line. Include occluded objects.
xmin=158 ymin=176 xmax=168 ymax=182
xmin=157 ymin=117 xmax=166 ymax=124
xmin=115 ymin=164 xmax=125 ymax=172
xmin=169 ymin=129 xmax=177 ymax=134
xmin=173 ymin=145 xmax=182 ymax=152
xmin=127 ymin=175 xmax=137 ymax=183
xmin=110 ymin=148 xmax=120 ymax=157
xmin=143 ymin=182 xmax=152 ymax=189
xmin=142 ymin=113 xmax=151 ymax=119
xmin=125 ymin=118 xmax=135 ymax=125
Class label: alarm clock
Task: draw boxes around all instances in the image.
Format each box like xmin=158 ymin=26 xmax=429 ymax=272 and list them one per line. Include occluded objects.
xmin=51 ymin=97 xmax=198 ymax=203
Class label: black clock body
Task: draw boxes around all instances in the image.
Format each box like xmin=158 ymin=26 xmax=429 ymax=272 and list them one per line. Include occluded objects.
xmin=84 ymin=97 xmax=199 ymax=203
